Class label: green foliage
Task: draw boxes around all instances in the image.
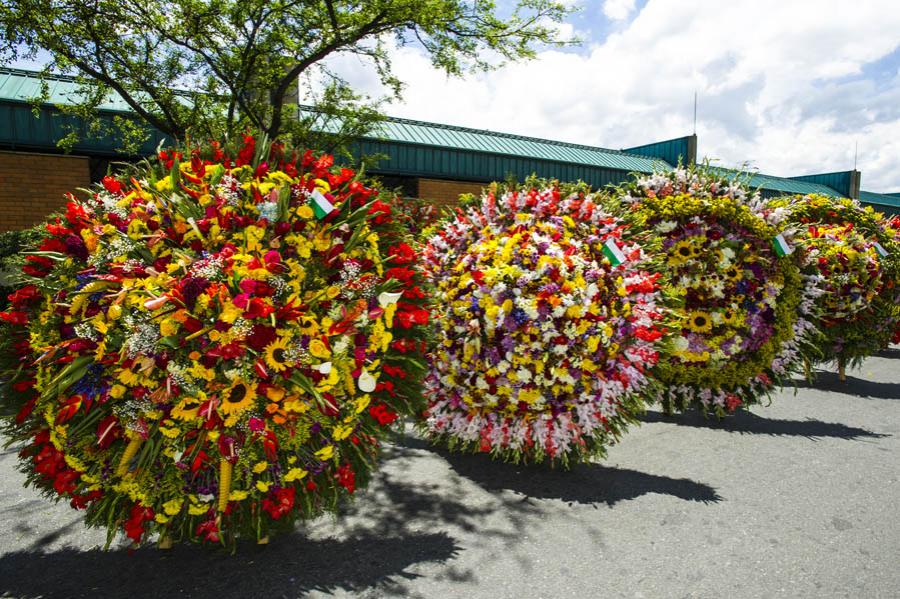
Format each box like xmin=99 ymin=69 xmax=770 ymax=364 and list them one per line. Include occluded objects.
xmin=0 ymin=0 xmax=575 ymax=152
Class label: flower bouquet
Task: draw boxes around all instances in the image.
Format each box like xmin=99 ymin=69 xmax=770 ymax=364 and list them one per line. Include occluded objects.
xmin=765 ymin=194 xmax=900 ymax=372
xmin=422 ymin=186 xmax=664 ymax=466
xmin=618 ymin=168 xmax=820 ymax=416
xmin=0 ymin=137 xmax=429 ymax=548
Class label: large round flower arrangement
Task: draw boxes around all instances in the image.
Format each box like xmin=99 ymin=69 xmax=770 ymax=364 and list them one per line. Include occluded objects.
xmin=0 ymin=138 xmax=429 ymax=547
xmin=619 ymin=168 xmax=820 ymax=415
xmin=422 ymin=187 xmax=664 ymax=465
xmin=765 ymin=194 xmax=900 ymax=365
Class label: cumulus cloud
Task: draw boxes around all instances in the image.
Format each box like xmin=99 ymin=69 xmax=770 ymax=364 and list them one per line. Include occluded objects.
xmin=320 ymin=0 xmax=900 ymax=191
xmin=602 ymin=0 xmax=637 ymax=21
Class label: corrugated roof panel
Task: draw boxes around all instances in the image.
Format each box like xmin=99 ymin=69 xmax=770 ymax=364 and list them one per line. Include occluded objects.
xmin=709 ymin=167 xmax=841 ymax=197
xmin=860 ymin=190 xmax=900 ymax=208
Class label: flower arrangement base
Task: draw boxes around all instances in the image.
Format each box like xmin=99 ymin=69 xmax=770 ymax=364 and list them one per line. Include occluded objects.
xmin=158 ymin=535 xmax=173 ymax=550
xmin=838 ymin=361 xmax=846 ymax=382
xmin=257 ymin=536 xmax=270 ymax=545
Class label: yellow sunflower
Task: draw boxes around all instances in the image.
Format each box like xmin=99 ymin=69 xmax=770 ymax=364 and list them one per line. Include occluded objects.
xmin=264 ymin=337 xmax=291 ymax=372
xmin=685 ymin=310 xmax=713 ymax=334
xmin=668 ymin=240 xmax=695 ymax=266
xmin=725 ymin=265 xmax=744 ymax=282
xmin=220 ymin=380 xmax=258 ymax=416
xmin=721 ymin=307 xmax=741 ymax=326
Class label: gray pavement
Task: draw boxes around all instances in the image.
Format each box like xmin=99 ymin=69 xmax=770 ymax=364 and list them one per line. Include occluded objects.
xmin=1 ymin=349 xmax=898 ymax=598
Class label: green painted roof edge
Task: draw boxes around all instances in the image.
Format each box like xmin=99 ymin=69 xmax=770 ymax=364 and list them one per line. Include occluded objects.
xmin=859 ymin=190 xmax=900 ymax=207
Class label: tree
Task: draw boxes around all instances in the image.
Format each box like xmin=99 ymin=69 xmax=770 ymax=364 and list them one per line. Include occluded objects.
xmin=0 ymin=0 xmax=574 ymax=153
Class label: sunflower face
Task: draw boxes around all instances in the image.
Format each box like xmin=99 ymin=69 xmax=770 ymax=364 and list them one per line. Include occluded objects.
xmin=264 ymin=338 xmax=291 ymax=372
xmin=221 ymin=381 xmax=257 ymax=416
xmin=686 ymin=310 xmax=713 ymax=333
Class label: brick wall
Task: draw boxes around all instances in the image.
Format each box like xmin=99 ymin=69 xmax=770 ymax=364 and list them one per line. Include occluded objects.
xmin=0 ymin=151 xmax=90 ymax=231
xmin=417 ymin=178 xmax=487 ymax=207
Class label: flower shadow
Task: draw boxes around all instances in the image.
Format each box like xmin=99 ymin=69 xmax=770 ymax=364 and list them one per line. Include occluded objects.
xmin=0 ymin=531 xmax=459 ymax=599
xmin=788 ymin=372 xmax=900 ymax=400
xmin=642 ymin=409 xmax=887 ymax=439
xmin=401 ymin=436 xmax=721 ymax=506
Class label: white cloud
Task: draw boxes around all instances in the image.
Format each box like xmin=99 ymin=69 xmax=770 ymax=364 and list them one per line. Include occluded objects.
xmin=323 ymin=0 xmax=900 ymax=191
xmin=603 ymin=0 xmax=637 ymax=21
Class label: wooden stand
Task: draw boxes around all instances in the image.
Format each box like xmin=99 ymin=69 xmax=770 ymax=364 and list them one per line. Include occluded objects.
xmin=257 ymin=536 xmax=269 ymax=545
xmin=158 ymin=535 xmax=173 ymax=550
xmin=838 ymin=360 xmax=846 ymax=382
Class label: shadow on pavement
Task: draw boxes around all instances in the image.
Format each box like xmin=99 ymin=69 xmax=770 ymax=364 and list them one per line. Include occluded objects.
xmin=0 ymin=531 xmax=458 ymax=599
xmin=642 ymin=409 xmax=887 ymax=439
xmin=400 ymin=436 xmax=721 ymax=506
xmin=876 ymin=348 xmax=900 ymax=359
xmin=788 ymin=372 xmax=900 ymax=400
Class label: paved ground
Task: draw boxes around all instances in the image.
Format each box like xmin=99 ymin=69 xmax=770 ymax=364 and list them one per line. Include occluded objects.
xmin=1 ymin=349 xmax=898 ymax=599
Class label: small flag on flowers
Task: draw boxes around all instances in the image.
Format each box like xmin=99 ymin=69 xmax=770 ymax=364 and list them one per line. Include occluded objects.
xmin=873 ymin=241 xmax=889 ymax=257
xmin=772 ymin=233 xmax=793 ymax=257
xmin=602 ymin=238 xmax=626 ymax=267
xmin=309 ymin=189 xmax=335 ymax=220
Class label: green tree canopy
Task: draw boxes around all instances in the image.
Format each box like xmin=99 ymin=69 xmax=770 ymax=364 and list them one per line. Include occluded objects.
xmin=0 ymin=0 xmax=574 ymax=152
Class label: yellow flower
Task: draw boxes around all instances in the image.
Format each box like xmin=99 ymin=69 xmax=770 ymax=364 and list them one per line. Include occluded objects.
xmin=297 ymin=316 xmax=319 ymax=335
xmin=668 ymin=240 xmax=695 ymax=266
xmin=309 ymin=339 xmax=331 ymax=359
xmin=685 ymin=311 xmax=713 ymax=334
xmin=116 ymin=369 xmax=140 ymax=386
xmin=315 ymin=445 xmax=334 ymax=460
xmin=109 ymin=384 xmax=127 ymax=399
xmin=171 ymin=396 xmax=201 ymax=421
xmin=263 ymin=337 xmax=291 ymax=372
xmin=163 ymin=498 xmax=184 ymax=515
xmin=296 ymin=205 xmax=314 ymax=220
xmin=228 ymin=489 xmax=249 ymax=501
xmin=284 ymin=467 xmax=308 ymax=482
xmin=255 ymin=481 xmax=271 ymax=493
xmin=219 ymin=380 xmax=258 ymax=416
xmin=252 ymin=461 xmax=268 ymax=474
xmin=332 ymin=424 xmax=353 ymax=441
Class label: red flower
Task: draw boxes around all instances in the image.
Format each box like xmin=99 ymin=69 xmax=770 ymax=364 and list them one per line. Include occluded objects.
xmin=0 ymin=311 xmax=29 ymax=326
xmin=367 ymin=200 xmax=393 ymax=224
xmin=101 ymin=176 xmax=123 ymax=194
xmin=196 ymin=517 xmax=220 ymax=543
xmin=262 ymin=487 xmax=296 ymax=519
xmin=124 ymin=504 xmax=155 ymax=544
xmin=369 ymin=403 xmax=398 ymax=425
xmin=336 ymin=464 xmax=356 ymax=494
xmin=388 ymin=243 xmax=417 ymax=265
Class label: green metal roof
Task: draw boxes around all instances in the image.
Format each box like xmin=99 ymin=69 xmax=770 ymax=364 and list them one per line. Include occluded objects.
xmin=0 ymin=67 xmax=133 ymax=112
xmin=1 ymin=67 xmax=666 ymax=173
xmin=361 ymin=118 xmax=667 ymax=173
xmin=860 ymin=190 xmax=900 ymax=208
xmin=709 ymin=167 xmax=841 ymax=197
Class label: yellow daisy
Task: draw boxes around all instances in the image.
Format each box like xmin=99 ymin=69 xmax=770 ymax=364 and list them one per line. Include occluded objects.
xmin=220 ymin=380 xmax=258 ymax=416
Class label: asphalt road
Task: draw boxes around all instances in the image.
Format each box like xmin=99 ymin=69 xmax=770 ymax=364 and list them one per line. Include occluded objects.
xmin=1 ymin=349 xmax=898 ymax=599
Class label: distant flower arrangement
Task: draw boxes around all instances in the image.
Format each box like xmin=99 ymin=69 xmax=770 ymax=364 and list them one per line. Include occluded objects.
xmin=422 ymin=187 xmax=664 ymax=465
xmin=619 ymin=168 xmax=820 ymax=415
xmin=765 ymin=194 xmax=900 ymax=366
xmin=0 ymin=138 xmax=429 ymax=548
